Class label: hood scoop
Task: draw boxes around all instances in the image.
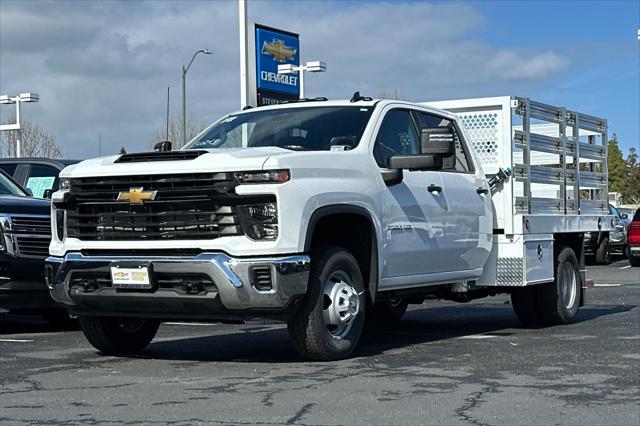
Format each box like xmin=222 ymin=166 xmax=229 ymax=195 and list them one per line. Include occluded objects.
xmin=115 ymin=150 xmax=208 ymax=163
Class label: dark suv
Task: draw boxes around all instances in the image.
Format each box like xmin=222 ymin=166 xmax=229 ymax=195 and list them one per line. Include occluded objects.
xmin=0 ymin=157 xmax=78 ymax=199
xmin=0 ymin=170 xmax=69 ymax=324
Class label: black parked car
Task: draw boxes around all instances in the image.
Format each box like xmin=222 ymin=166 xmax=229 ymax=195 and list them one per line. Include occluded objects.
xmin=0 ymin=170 xmax=69 ymax=324
xmin=0 ymin=157 xmax=78 ymax=199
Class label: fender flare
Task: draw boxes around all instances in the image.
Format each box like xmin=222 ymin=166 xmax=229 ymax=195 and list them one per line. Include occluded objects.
xmin=304 ymin=204 xmax=380 ymax=302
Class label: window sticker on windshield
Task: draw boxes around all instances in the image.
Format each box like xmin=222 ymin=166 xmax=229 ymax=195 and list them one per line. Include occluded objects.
xmin=26 ymin=176 xmax=55 ymax=198
xmin=360 ymin=108 xmax=369 ymax=112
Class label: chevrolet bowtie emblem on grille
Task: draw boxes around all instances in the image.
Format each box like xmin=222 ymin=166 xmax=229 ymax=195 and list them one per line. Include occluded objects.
xmin=261 ymin=39 xmax=296 ymax=63
xmin=117 ymin=187 xmax=157 ymax=205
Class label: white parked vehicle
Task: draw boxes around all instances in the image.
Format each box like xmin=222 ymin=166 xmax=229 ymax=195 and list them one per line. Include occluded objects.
xmin=46 ymin=95 xmax=613 ymax=360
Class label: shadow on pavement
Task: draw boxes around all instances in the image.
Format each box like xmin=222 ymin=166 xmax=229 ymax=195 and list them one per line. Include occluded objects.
xmin=119 ymin=302 xmax=636 ymax=363
xmin=0 ymin=313 xmax=80 ymax=334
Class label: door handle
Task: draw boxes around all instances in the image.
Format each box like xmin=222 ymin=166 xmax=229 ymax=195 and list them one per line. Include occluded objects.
xmin=428 ymin=184 xmax=442 ymax=193
xmin=477 ymin=187 xmax=489 ymax=194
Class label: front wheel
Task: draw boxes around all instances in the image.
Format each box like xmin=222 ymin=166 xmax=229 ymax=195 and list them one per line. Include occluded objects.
xmin=79 ymin=316 xmax=160 ymax=355
xmin=287 ymin=246 xmax=365 ymax=361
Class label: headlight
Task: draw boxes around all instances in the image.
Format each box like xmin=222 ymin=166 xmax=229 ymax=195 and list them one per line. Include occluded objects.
xmin=237 ymin=202 xmax=278 ymax=240
xmin=59 ymin=178 xmax=70 ymax=190
xmin=235 ymin=170 xmax=290 ymax=184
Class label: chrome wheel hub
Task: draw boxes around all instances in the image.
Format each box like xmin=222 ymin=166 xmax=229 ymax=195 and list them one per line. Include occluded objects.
xmin=559 ymin=262 xmax=577 ymax=310
xmin=322 ymin=270 xmax=360 ymax=339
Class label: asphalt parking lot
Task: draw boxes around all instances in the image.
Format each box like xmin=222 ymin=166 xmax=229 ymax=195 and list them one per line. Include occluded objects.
xmin=1 ymin=260 xmax=638 ymax=426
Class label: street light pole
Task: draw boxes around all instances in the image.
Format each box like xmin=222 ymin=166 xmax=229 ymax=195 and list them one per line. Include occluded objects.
xmin=299 ymin=70 xmax=305 ymax=99
xmin=0 ymin=92 xmax=39 ymax=158
xmin=277 ymin=61 xmax=326 ymax=100
xmin=15 ymin=100 xmax=21 ymax=157
xmin=181 ymin=49 xmax=212 ymax=148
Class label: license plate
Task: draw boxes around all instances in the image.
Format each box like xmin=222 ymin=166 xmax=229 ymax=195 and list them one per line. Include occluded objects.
xmin=111 ymin=266 xmax=152 ymax=289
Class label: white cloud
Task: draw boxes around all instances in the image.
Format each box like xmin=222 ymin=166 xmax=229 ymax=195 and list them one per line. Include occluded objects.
xmin=0 ymin=0 xmax=571 ymax=158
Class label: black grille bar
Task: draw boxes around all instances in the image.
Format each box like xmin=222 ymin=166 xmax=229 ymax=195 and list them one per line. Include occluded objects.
xmin=11 ymin=216 xmax=52 ymax=235
xmin=15 ymin=236 xmax=51 ymax=257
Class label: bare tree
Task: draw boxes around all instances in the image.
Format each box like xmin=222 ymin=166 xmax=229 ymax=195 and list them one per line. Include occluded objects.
xmin=0 ymin=116 xmax=64 ymax=158
xmin=152 ymin=116 xmax=207 ymax=148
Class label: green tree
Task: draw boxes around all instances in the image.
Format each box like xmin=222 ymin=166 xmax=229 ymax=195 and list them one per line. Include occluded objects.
xmin=623 ymin=147 xmax=640 ymax=204
xmin=119 ymin=146 xmax=127 ymax=154
xmin=607 ymin=135 xmax=627 ymax=194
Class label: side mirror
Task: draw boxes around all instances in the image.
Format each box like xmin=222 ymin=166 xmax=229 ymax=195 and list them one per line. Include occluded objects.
xmin=384 ymin=127 xmax=457 ymax=173
xmin=43 ymin=189 xmax=53 ymax=199
xmin=154 ymin=141 xmax=172 ymax=152
xmin=622 ymin=213 xmax=628 ymax=219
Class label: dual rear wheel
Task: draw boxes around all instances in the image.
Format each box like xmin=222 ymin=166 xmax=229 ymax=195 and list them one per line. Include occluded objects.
xmin=511 ymin=246 xmax=581 ymax=327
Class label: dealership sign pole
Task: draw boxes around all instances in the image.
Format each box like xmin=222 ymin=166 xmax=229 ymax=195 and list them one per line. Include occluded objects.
xmin=239 ymin=0 xmax=250 ymax=109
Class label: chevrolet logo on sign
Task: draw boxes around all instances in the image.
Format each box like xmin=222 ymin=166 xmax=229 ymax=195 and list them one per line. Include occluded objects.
xmin=261 ymin=39 xmax=296 ymax=63
xmin=116 ymin=187 xmax=157 ymax=205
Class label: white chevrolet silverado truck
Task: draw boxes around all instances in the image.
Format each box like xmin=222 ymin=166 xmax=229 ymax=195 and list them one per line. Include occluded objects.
xmin=46 ymin=95 xmax=613 ymax=360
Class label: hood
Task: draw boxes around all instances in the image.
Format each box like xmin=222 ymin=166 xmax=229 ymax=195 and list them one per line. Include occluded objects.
xmin=0 ymin=195 xmax=51 ymax=216
xmin=60 ymin=147 xmax=292 ymax=178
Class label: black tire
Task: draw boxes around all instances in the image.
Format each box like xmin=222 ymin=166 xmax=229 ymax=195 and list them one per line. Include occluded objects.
xmin=287 ymin=246 xmax=366 ymax=361
xmin=79 ymin=316 xmax=160 ymax=355
xmin=510 ymin=286 xmax=543 ymax=327
xmin=595 ymin=237 xmax=611 ymax=265
xmin=372 ymin=297 xmax=408 ymax=321
xmin=536 ymin=246 xmax=581 ymax=325
xmin=630 ymin=256 xmax=640 ymax=267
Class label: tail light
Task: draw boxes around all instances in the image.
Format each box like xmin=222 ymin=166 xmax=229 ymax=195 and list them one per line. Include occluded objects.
xmin=628 ymin=223 xmax=640 ymax=245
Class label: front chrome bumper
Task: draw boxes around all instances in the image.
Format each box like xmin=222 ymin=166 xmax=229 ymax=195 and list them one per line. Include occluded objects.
xmin=45 ymin=252 xmax=310 ymax=317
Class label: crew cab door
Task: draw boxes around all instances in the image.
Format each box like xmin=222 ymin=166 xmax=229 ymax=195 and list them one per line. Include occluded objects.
xmin=415 ymin=112 xmax=492 ymax=273
xmin=373 ymin=109 xmax=451 ymax=281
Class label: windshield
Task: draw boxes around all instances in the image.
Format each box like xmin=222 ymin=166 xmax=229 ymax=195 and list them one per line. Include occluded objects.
xmin=0 ymin=172 xmax=27 ymax=196
xmin=185 ymin=106 xmax=373 ymax=151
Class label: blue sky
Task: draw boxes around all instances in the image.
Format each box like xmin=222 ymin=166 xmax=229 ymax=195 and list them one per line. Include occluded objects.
xmin=0 ymin=0 xmax=638 ymax=157
xmin=470 ymin=0 xmax=639 ymax=154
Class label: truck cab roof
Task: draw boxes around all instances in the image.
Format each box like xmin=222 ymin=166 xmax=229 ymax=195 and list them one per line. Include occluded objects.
xmin=225 ymin=98 xmax=459 ymax=123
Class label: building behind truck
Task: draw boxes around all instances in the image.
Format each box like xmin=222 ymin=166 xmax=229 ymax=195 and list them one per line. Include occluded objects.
xmin=45 ymin=95 xmax=613 ymax=360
